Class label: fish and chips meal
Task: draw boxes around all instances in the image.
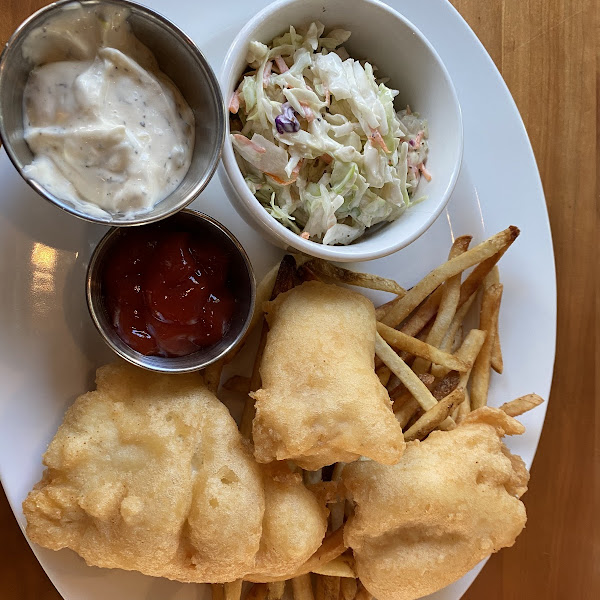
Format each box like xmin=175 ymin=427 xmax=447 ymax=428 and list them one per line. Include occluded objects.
xmin=23 ymin=225 xmax=545 ymax=600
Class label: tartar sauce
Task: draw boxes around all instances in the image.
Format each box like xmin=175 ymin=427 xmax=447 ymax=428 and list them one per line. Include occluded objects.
xmin=22 ymin=4 xmax=195 ymax=217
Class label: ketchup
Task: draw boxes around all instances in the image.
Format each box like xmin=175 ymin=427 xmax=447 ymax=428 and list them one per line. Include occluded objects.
xmin=102 ymin=226 xmax=236 ymax=357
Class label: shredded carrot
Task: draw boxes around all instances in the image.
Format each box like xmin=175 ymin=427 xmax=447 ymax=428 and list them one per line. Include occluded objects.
xmin=371 ymin=129 xmax=390 ymax=154
xmin=300 ymin=102 xmax=314 ymax=122
xmin=232 ymin=134 xmax=266 ymax=154
xmin=265 ymin=172 xmax=297 ymax=186
xmin=320 ymin=154 xmax=333 ymax=164
xmin=263 ymin=61 xmax=272 ymax=87
xmin=418 ymin=162 xmax=432 ymax=181
xmin=414 ymin=130 xmax=424 ymax=148
xmin=406 ymin=104 xmax=412 ymax=115
xmin=274 ymin=56 xmax=289 ymax=73
xmin=325 ymin=89 xmax=331 ymax=107
xmin=228 ymin=90 xmax=240 ymax=114
xmin=301 ymin=232 xmax=310 ymax=240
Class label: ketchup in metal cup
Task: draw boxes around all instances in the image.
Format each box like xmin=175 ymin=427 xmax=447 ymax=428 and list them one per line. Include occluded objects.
xmin=102 ymin=225 xmax=236 ymax=358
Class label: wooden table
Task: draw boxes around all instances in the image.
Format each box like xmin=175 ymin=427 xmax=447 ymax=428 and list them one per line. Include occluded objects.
xmin=0 ymin=1 xmax=596 ymax=598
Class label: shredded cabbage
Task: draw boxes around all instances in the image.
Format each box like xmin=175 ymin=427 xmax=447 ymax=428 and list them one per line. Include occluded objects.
xmin=230 ymin=22 xmax=430 ymax=246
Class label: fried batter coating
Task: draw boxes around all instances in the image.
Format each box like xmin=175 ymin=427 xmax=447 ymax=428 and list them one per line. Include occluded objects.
xmin=251 ymin=464 xmax=329 ymax=579
xmin=23 ymin=363 xmax=326 ymax=583
xmin=252 ymin=281 xmax=405 ymax=470
xmin=343 ymin=407 xmax=529 ymax=600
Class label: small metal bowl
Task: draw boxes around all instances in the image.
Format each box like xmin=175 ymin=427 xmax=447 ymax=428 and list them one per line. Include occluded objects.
xmin=0 ymin=0 xmax=225 ymax=226
xmin=86 ymin=209 xmax=256 ymax=373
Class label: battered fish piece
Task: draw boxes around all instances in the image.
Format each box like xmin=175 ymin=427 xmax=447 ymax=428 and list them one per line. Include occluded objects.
xmin=251 ymin=464 xmax=329 ymax=580
xmin=252 ymin=281 xmax=405 ymax=470
xmin=23 ymin=363 xmax=327 ymax=583
xmin=343 ymin=407 xmax=529 ymax=600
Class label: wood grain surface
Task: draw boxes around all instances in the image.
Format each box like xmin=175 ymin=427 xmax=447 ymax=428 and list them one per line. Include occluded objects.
xmin=0 ymin=0 xmax=597 ymax=598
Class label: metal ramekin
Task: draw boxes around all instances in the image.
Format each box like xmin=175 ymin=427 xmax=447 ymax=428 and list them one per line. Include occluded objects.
xmin=86 ymin=209 xmax=256 ymax=373
xmin=0 ymin=0 xmax=225 ymax=226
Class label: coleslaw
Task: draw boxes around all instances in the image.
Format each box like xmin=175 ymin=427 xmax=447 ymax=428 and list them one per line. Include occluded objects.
xmin=229 ymin=22 xmax=430 ymax=246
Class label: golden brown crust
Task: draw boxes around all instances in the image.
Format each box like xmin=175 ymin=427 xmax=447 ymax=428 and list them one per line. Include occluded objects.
xmin=252 ymin=281 xmax=405 ymax=470
xmin=23 ymin=362 xmax=326 ymax=583
xmin=343 ymin=407 xmax=529 ymax=600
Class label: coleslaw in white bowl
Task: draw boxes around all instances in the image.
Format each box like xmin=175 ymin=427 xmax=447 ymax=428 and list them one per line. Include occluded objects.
xmin=229 ymin=22 xmax=431 ymax=246
xmin=219 ymin=0 xmax=463 ymax=262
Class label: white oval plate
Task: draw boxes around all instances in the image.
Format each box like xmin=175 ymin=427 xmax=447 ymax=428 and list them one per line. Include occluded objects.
xmin=0 ymin=1 xmax=556 ymax=599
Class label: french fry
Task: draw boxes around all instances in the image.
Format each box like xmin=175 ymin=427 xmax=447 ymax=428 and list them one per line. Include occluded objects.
xmin=376 ymin=365 xmax=391 ymax=387
xmin=484 ymin=265 xmax=500 ymax=286
xmin=456 ymin=329 xmax=487 ymax=368
xmin=340 ymin=577 xmax=358 ymax=600
xmin=437 ymin=416 xmax=457 ymax=431
xmin=471 ymin=284 xmax=503 ymax=410
xmin=204 ymin=359 xmax=224 ymax=395
xmin=438 ymin=289 xmax=479 ymax=356
xmin=491 ymin=323 xmax=503 ymax=373
xmin=393 ymin=374 xmax=435 ymax=429
xmin=305 ymin=480 xmax=343 ymax=506
xmin=391 ymin=374 xmax=435 ymax=405
xmin=412 ymin=236 xmax=471 ymax=373
xmin=386 ymin=372 xmax=401 ymax=392
xmin=223 ymin=375 xmax=251 ymax=393
xmin=435 ymin=329 xmax=487 ymax=381
xmin=451 ymin=325 xmax=464 ymax=353
xmin=241 ymin=256 xmax=298 ymax=438
xmin=455 ymin=329 xmax=488 ymax=387
xmin=246 ymin=584 xmax=269 ymax=600
xmin=455 ymin=389 xmax=471 ymax=423
xmin=485 ymin=266 xmax=504 ymax=373
xmin=431 ymin=368 xmax=460 ymax=430
xmin=389 ymin=373 xmax=435 ymax=400
xmin=250 ymin=262 xmax=280 ymax=333
xmin=355 ymin=582 xmax=372 ymax=600
xmin=292 ymin=528 xmax=346 ymax=579
xmin=375 ymin=296 xmax=401 ymax=320
xmin=297 ymin=263 xmax=323 ymax=282
xmin=292 ymin=575 xmax=315 ymax=600
xmin=329 ymin=463 xmax=346 ymax=532
xmin=383 ymin=228 xmax=517 ymax=342
xmin=312 ymin=554 xmax=356 ymax=578
xmin=454 ymin=236 xmax=513 ymax=311
xmin=491 ymin=324 xmax=503 ymax=373
xmin=374 ymin=333 xmax=437 ymax=411
xmin=212 ymin=584 xmax=225 ymax=600
xmin=240 ymin=322 xmax=268 ymax=439
xmin=395 ymin=287 xmax=444 ymax=336
xmin=304 ymin=258 xmax=406 ymax=295
xmin=376 ymin=323 xmax=469 ymax=372
xmin=268 ymin=581 xmax=286 ymax=600
xmin=403 ymin=387 xmax=465 ymax=442
xmin=315 ymin=575 xmax=340 ymax=600
xmin=500 ymin=394 xmax=544 ymax=417
xmin=303 ymin=468 xmax=324 ymax=486
xmin=380 ymin=227 xmax=519 ymax=327
xmin=432 ymin=370 xmax=460 ymax=401
xmin=225 ymin=580 xmax=243 ymax=600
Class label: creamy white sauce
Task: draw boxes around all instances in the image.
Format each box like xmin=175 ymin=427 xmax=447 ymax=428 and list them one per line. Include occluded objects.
xmin=22 ymin=4 xmax=194 ymax=217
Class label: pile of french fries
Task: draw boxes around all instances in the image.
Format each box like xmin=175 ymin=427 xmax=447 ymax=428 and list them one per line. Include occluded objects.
xmin=204 ymin=225 xmax=544 ymax=600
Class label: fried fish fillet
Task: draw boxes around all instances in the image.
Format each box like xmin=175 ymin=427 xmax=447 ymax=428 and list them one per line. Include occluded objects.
xmin=23 ymin=362 xmax=327 ymax=583
xmin=251 ymin=281 xmax=405 ymax=470
xmin=250 ymin=463 xmax=329 ymax=579
xmin=343 ymin=407 xmax=529 ymax=600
